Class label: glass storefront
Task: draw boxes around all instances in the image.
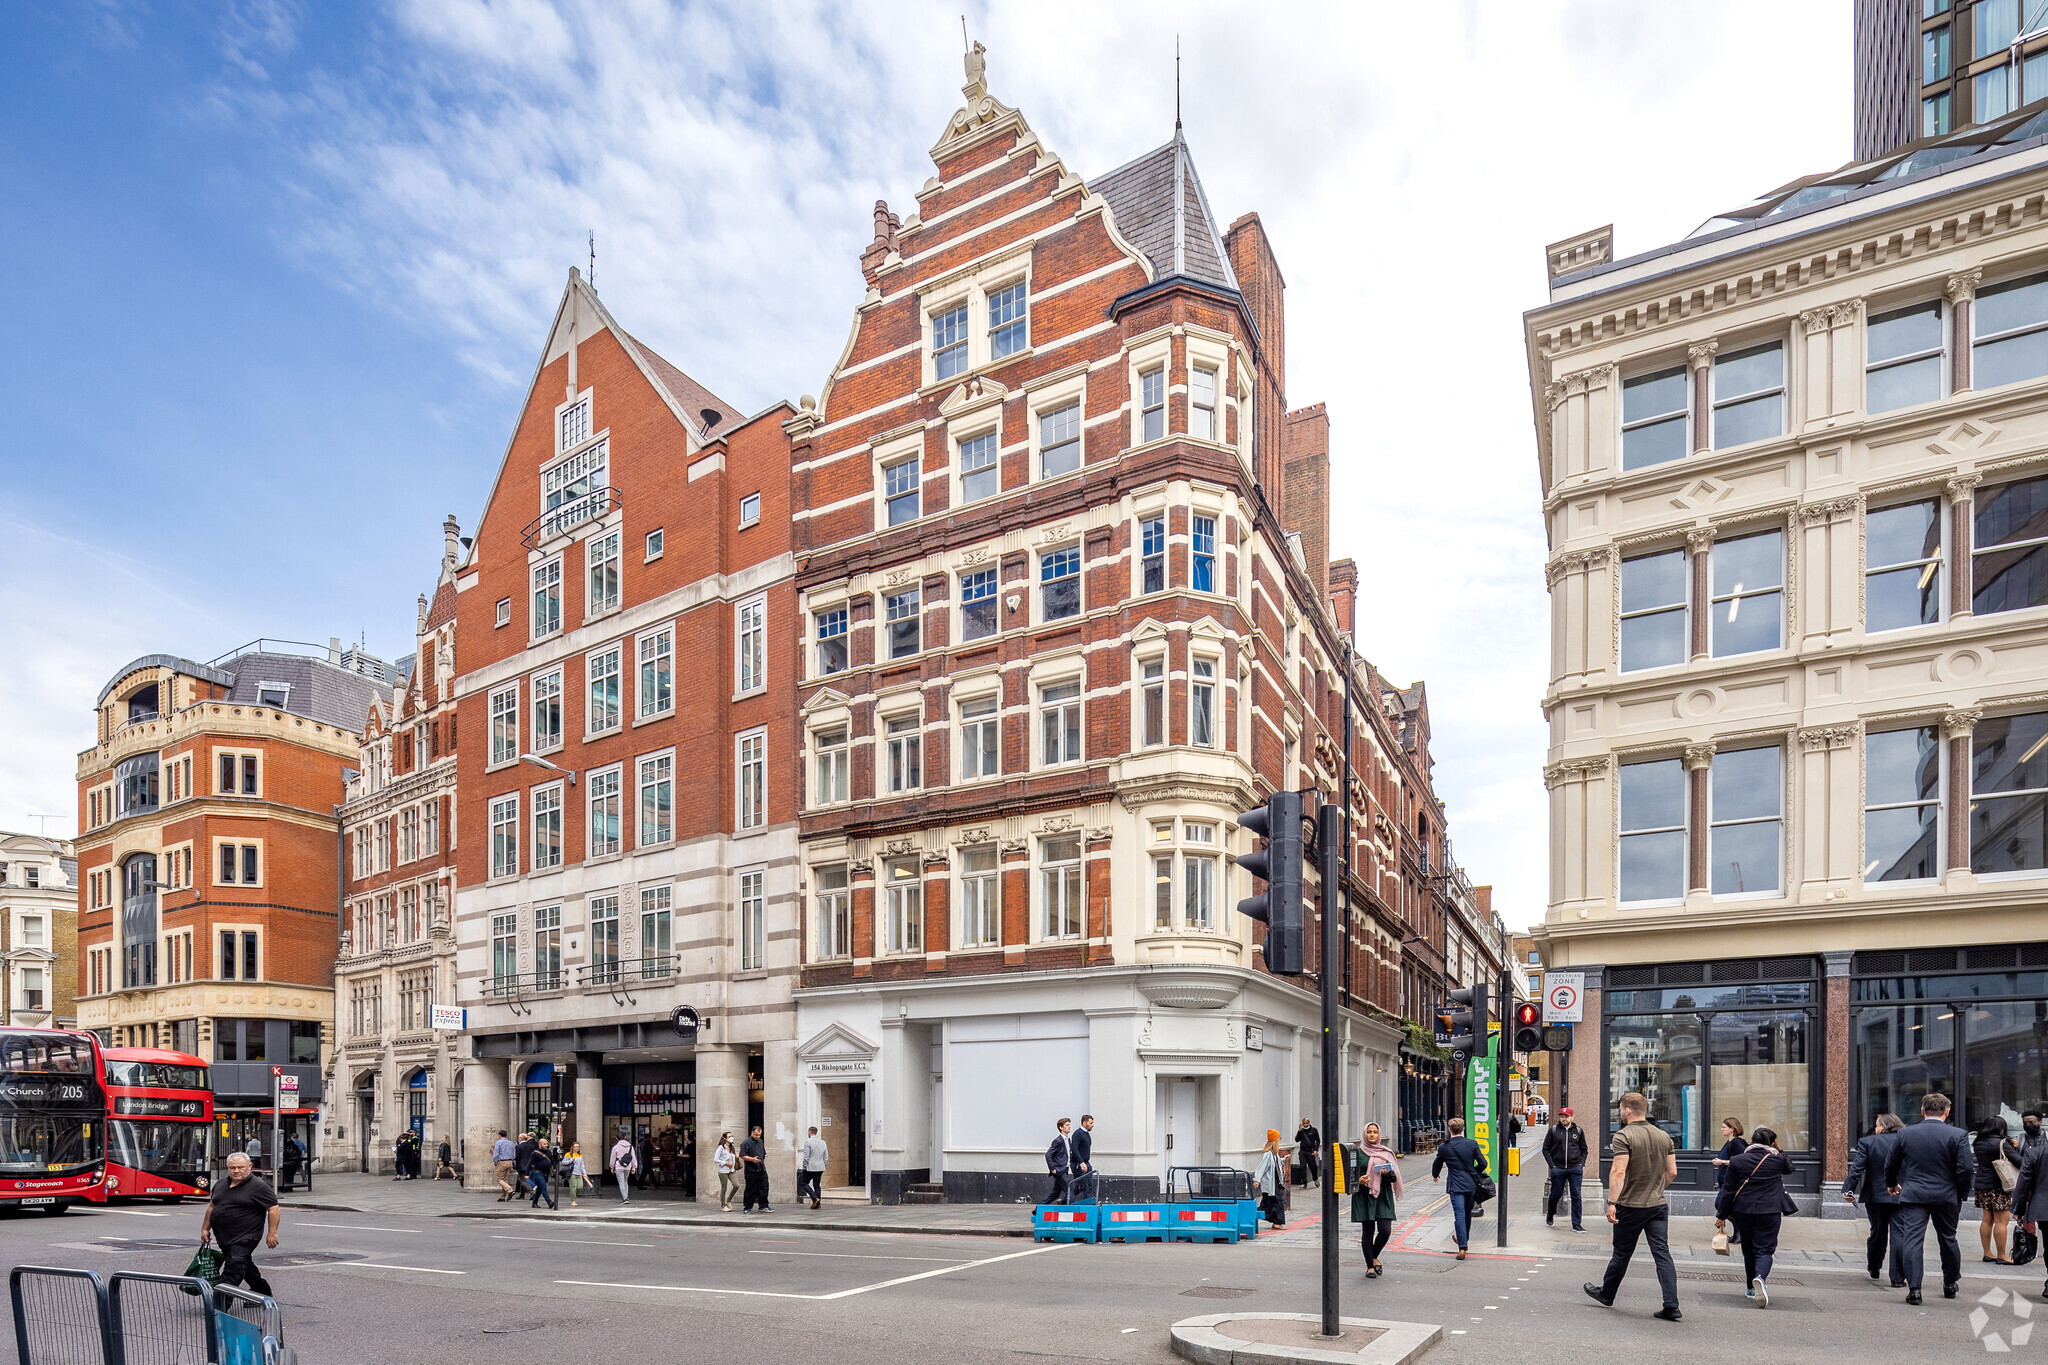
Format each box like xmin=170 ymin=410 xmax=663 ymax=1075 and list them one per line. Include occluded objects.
xmin=1603 ymin=958 xmax=1816 ymax=1155
xmin=601 ymin=1062 xmax=695 ymax=1198
xmin=1854 ymin=960 xmax=2048 ymax=1131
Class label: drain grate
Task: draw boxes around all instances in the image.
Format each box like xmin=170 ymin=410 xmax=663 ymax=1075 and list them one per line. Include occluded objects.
xmin=264 ymin=1252 xmax=364 ymax=1267
xmin=1180 ymin=1286 xmax=1257 ymax=1299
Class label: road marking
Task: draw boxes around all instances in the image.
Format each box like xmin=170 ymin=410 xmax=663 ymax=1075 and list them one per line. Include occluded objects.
xmin=494 ymin=1234 xmax=652 ymax=1248
xmin=98 ymin=1209 xmax=170 ymax=1218
xmin=300 ymin=1223 xmax=406 ymax=1233
xmin=745 ymin=1250 xmax=966 ymax=1263
xmin=351 ymin=1264 xmax=466 ymax=1275
xmin=559 ymin=1241 xmax=1066 ymax=1301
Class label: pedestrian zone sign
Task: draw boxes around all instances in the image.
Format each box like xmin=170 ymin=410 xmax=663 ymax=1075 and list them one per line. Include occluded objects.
xmin=1544 ymin=971 xmax=1585 ymax=1023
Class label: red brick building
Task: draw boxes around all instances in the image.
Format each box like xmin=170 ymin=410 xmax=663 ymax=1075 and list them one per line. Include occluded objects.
xmin=450 ymin=272 xmax=802 ymax=1197
xmin=75 ymin=642 xmax=387 ymax=1158
xmin=788 ymin=47 xmax=1478 ymax=1201
xmin=329 ymin=519 xmax=464 ymax=1174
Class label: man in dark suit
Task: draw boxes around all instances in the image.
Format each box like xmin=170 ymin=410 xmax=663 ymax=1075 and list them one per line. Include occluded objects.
xmin=1070 ymin=1115 xmax=1095 ymax=1201
xmin=1045 ymin=1119 xmax=1072 ymax=1205
xmin=1843 ymin=1113 xmax=1905 ymax=1285
xmin=1885 ymin=1092 xmax=1975 ymax=1305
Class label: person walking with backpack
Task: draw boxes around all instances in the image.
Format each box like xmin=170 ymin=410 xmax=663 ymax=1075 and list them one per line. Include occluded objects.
xmin=1716 ymin=1125 xmax=1797 ymax=1308
xmin=1584 ymin=1090 xmax=1681 ymax=1321
xmin=609 ymin=1130 xmax=638 ymax=1203
xmin=1843 ymin=1113 xmax=1906 ymax=1286
xmin=1429 ymin=1117 xmax=1488 ymax=1260
xmin=1541 ymin=1106 xmax=1589 ymax=1231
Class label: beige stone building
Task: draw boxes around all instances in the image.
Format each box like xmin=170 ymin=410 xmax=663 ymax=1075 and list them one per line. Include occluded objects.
xmin=0 ymin=833 xmax=78 ymax=1028
xmin=1525 ymin=103 xmax=2048 ymax=1213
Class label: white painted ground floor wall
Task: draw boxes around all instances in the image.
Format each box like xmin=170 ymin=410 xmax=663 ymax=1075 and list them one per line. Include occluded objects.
xmin=793 ymin=964 xmax=1401 ymax=1203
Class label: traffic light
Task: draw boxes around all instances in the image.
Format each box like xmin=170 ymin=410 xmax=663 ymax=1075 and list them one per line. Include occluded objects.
xmin=1234 ymin=790 xmax=1304 ymax=975
xmin=1442 ymin=982 xmax=1489 ymax=1057
xmin=1512 ymin=1002 xmax=1543 ymax=1054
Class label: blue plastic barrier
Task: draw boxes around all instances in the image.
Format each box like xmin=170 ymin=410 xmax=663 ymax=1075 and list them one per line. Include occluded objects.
xmin=1099 ymin=1204 xmax=1169 ymax=1243
xmin=1167 ymin=1203 xmax=1241 ymax=1244
xmin=1031 ymin=1203 xmax=1099 ymax=1243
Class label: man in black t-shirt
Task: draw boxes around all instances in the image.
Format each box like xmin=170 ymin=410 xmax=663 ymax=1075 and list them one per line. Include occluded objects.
xmin=200 ymin=1152 xmax=280 ymax=1297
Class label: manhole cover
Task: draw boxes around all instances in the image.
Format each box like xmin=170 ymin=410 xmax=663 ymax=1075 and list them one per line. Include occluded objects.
xmin=482 ymin=1322 xmax=549 ymax=1335
xmin=264 ymin=1252 xmax=364 ymax=1267
xmin=103 ymin=1239 xmax=195 ymax=1251
xmin=1180 ymin=1286 xmax=1257 ymax=1299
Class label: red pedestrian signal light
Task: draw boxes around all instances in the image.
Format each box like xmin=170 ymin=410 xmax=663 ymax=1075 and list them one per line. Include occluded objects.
xmin=1512 ymin=1001 xmax=1543 ymax=1053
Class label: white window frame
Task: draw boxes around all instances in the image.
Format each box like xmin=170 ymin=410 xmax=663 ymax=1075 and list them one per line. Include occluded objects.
xmin=959 ymin=567 xmax=1000 ymax=643
xmin=556 ymin=387 xmax=593 ymax=454
xmin=587 ymin=643 xmax=623 ymax=735
xmin=958 ymin=693 xmax=1001 ymax=781
xmin=490 ymin=794 xmax=520 ymax=879
xmin=1038 ymin=677 xmax=1083 ymax=768
xmin=957 ymin=844 xmax=1001 ymax=949
xmin=586 ymin=529 xmax=621 ymax=618
xmin=738 ymin=868 xmax=766 ymax=971
xmin=531 ymin=556 xmax=563 ymax=640
xmin=645 ymin=528 xmax=665 ymax=561
xmin=955 ymin=426 xmax=1001 ymax=505
xmin=531 ymin=667 xmax=563 ymax=753
xmin=1190 ymin=656 xmax=1218 ymax=747
xmin=736 ymin=596 xmax=767 ymax=695
xmin=638 ymin=751 xmax=675 ymax=847
xmin=588 ymin=763 xmax=623 ymax=857
xmin=814 ymin=603 xmax=850 ymax=677
xmin=1038 ymin=544 xmax=1081 ymax=623
xmin=884 ymin=711 xmax=922 ymax=793
xmin=1040 ymin=837 xmax=1084 ymax=941
xmin=814 ymin=865 xmax=850 ymax=960
xmin=1139 ymin=655 xmax=1166 ymax=748
xmin=737 ymin=728 xmax=766 ymax=831
xmin=813 ymin=726 xmax=850 ymax=806
xmin=882 ymin=857 xmax=923 ymax=954
xmin=531 ymin=781 xmax=564 ymax=871
xmin=739 ymin=491 xmax=762 ymax=527
xmin=880 ymin=452 xmax=922 ymax=529
xmin=637 ymin=624 xmax=674 ymax=719
xmin=886 ymin=587 xmax=922 ymax=660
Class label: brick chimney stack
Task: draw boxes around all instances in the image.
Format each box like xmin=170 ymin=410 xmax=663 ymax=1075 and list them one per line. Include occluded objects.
xmin=1329 ymin=558 xmax=1359 ymax=637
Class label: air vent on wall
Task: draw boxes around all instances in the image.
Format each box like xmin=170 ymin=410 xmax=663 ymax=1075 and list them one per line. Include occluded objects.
xmin=1758 ymin=957 xmax=1813 ymax=980
xmin=1714 ymin=962 xmax=1761 ymax=982
xmin=1906 ymin=949 xmax=1958 ymax=973
xmin=1609 ymin=967 xmax=1656 ymax=988
xmin=1966 ymin=946 xmax=2019 ymax=969
xmin=1658 ymin=964 xmax=1705 ymax=985
xmin=2021 ymin=943 xmax=2048 ymax=967
xmin=1855 ymin=951 xmax=1906 ymax=975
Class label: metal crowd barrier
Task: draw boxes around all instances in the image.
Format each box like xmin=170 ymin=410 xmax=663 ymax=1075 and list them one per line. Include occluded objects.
xmin=10 ymin=1267 xmax=291 ymax=1365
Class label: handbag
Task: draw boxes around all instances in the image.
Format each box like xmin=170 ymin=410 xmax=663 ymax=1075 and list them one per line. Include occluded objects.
xmin=2012 ymin=1226 xmax=2039 ymax=1266
xmin=1994 ymin=1151 xmax=2021 ymax=1194
xmin=181 ymin=1243 xmax=224 ymax=1296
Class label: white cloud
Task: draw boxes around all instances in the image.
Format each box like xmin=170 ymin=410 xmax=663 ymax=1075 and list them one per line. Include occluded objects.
xmin=11 ymin=1 xmax=1852 ymax=927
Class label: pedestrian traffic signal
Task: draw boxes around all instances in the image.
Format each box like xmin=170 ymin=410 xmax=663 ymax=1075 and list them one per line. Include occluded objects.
xmin=1512 ymin=1002 xmax=1543 ymax=1054
xmin=1234 ymin=790 xmax=1304 ymax=975
xmin=1442 ymin=982 xmax=1488 ymax=1057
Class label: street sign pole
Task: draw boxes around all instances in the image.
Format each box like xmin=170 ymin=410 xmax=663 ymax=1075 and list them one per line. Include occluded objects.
xmin=1496 ymin=968 xmax=1510 ymax=1249
xmin=1316 ymin=801 xmax=1341 ymax=1338
xmin=271 ymin=1068 xmax=283 ymax=1188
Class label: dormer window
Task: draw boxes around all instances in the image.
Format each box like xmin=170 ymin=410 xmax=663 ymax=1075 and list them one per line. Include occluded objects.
xmin=257 ymin=683 xmax=290 ymax=709
xmin=126 ymin=685 xmax=159 ymax=725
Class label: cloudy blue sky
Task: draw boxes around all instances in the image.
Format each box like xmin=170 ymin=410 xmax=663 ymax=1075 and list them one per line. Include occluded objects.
xmin=0 ymin=1 xmax=1848 ymax=926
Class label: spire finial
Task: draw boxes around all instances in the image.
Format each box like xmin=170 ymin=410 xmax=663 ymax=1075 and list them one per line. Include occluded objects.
xmin=588 ymin=229 xmax=595 ymax=292
xmin=1175 ymin=35 xmax=1181 ymax=133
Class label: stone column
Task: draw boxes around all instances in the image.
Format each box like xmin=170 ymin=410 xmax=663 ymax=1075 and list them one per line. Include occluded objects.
xmin=1684 ymin=743 xmax=1716 ymax=897
xmin=459 ymin=1057 xmax=508 ymax=1193
xmin=574 ymin=1051 xmax=605 ymax=1165
xmin=1942 ymin=708 xmax=1982 ymax=881
xmin=1947 ymin=270 xmax=1980 ymax=395
xmin=1947 ymin=473 xmax=1980 ymax=621
xmin=1686 ymin=527 xmax=1715 ymax=660
xmin=1823 ymin=951 xmax=1853 ymax=1193
xmin=694 ymin=1044 xmax=749 ymax=1205
xmin=1687 ymin=342 xmax=1718 ymax=453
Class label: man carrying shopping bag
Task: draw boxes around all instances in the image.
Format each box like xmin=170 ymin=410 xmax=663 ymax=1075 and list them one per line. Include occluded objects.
xmin=199 ymin=1152 xmax=280 ymax=1297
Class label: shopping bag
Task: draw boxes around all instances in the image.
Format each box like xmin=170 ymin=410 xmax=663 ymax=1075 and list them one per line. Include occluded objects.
xmin=2013 ymin=1227 xmax=2039 ymax=1267
xmin=180 ymin=1244 xmax=224 ymax=1296
xmin=1711 ymin=1229 xmax=1731 ymax=1256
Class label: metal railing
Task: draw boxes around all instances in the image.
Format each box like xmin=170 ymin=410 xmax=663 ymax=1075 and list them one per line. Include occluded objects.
xmin=10 ymin=1266 xmax=112 ymax=1365
xmin=521 ymin=486 xmax=623 ymax=549
xmin=578 ymin=956 xmax=678 ymax=987
xmin=13 ymin=1266 xmax=293 ymax=1365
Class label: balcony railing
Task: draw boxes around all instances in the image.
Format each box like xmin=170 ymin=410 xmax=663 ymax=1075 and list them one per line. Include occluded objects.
xmin=578 ymin=957 xmax=678 ymax=987
xmin=522 ymin=486 xmax=623 ymax=549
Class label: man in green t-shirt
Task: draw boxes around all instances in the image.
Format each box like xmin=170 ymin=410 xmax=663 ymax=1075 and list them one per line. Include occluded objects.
xmin=1583 ymin=1091 xmax=1681 ymax=1321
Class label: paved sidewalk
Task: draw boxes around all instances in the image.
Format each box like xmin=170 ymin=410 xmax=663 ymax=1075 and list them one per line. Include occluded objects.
xmin=284 ymin=1170 xmax=1034 ymax=1236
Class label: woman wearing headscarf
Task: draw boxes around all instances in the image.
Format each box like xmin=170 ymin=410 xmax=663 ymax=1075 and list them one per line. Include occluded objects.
xmin=1350 ymin=1122 xmax=1404 ymax=1278
xmin=1255 ymin=1130 xmax=1288 ymax=1227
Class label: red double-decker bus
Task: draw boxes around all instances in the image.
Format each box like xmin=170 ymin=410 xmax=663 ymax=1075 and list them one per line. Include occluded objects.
xmin=102 ymin=1047 xmax=213 ymax=1203
xmin=0 ymin=1027 xmax=107 ymax=1213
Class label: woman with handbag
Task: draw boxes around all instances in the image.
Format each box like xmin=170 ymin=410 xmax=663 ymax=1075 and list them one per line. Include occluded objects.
xmin=1350 ymin=1123 xmax=1403 ymax=1279
xmin=1975 ymin=1116 xmax=2024 ymax=1265
xmin=1714 ymin=1125 xmax=1796 ymax=1308
xmin=1255 ymin=1130 xmax=1289 ymax=1227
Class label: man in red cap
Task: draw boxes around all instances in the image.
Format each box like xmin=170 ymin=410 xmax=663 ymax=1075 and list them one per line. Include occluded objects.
xmin=1542 ymin=1105 xmax=1590 ymax=1231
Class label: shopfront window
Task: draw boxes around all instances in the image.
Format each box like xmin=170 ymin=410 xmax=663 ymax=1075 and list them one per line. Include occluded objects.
xmin=1961 ymin=1000 xmax=2048 ymax=1134
xmin=1855 ymin=1003 xmax=1956 ymax=1132
xmin=1607 ymin=1013 xmax=1704 ymax=1151
xmin=1708 ymin=1011 xmax=1810 ymax=1150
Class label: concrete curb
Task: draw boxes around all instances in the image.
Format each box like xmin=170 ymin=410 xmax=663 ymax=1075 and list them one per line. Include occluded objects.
xmin=431 ymin=1209 xmax=1033 ymax=1237
xmin=1170 ymin=1313 xmax=1441 ymax=1365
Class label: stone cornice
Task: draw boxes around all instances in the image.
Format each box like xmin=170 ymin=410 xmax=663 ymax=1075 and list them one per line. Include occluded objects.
xmin=1543 ymin=755 xmax=1613 ymax=788
xmin=79 ymin=700 xmax=362 ymax=780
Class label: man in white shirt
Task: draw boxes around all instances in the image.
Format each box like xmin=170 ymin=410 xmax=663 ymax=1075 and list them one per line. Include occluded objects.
xmin=800 ymin=1127 xmax=828 ymax=1210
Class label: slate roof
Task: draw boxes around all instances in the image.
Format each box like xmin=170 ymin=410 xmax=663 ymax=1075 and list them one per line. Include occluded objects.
xmin=625 ymin=332 xmax=739 ymax=435
xmin=221 ymin=651 xmax=391 ymax=732
xmin=1090 ymin=130 xmax=1240 ymax=293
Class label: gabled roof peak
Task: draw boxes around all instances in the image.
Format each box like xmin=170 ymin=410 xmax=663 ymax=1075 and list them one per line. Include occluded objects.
xmin=1088 ymin=130 xmax=1240 ymax=295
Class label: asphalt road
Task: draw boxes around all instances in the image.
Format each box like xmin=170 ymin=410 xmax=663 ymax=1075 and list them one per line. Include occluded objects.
xmin=0 ymin=1197 xmax=2039 ymax=1364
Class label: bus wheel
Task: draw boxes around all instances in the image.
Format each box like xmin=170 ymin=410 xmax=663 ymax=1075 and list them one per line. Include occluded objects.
xmin=42 ymin=1202 xmax=71 ymax=1215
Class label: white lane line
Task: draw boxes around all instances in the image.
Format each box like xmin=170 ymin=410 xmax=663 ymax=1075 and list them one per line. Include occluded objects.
xmin=494 ymin=1234 xmax=652 ymax=1248
xmin=560 ymin=1241 xmax=1066 ymax=1301
xmin=351 ymin=1263 xmax=466 ymax=1275
xmin=98 ymin=1209 xmax=170 ymax=1218
xmin=300 ymin=1223 xmax=406 ymax=1233
xmin=744 ymin=1250 xmax=966 ymax=1263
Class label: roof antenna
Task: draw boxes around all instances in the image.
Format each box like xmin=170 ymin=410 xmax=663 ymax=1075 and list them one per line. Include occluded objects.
xmin=1175 ymin=35 xmax=1182 ymax=133
xmin=588 ymin=230 xmax=596 ymax=292
xmin=961 ymin=14 xmax=968 ymax=50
